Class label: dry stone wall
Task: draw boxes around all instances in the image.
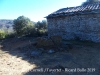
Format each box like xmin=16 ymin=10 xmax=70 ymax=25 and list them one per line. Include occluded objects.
xmin=47 ymin=13 xmax=100 ymax=42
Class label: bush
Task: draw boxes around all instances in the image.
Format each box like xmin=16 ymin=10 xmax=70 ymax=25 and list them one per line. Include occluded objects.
xmin=39 ymin=29 xmax=48 ymax=36
xmin=0 ymin=30 xmax=7 ymax=39
xmin=6 ymin=32 xmax=16 ymax=38
xmin=24 ymin=20 xmax=48 ymax=37
xmin=13 ymin=16 xmax=34 ymax=36
xmin=35 ymin=20 xmax=47 ymax=30
xmin=34 ymin=20 xmax=48 ymax=37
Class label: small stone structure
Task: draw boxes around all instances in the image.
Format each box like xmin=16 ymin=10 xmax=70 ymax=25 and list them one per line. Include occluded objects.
xmin=36 ymin=36 xmax=62 ymax=48
xmin=46 ymin=2 xmax=100 ymax=42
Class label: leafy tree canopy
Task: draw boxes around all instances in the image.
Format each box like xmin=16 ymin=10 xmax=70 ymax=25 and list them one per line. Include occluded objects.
xmin=35 ymin=20 xmax=47 ymax=30
xmin=13 ymin=16 xmax=34 ymax=36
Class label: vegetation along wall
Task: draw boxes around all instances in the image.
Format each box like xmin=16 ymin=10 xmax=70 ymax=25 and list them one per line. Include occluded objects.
xmin=47 ymin=13 xmax=100 ymax=42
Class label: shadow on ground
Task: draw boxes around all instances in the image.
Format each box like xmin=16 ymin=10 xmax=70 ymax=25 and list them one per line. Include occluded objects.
xmin=0 ymin=37 xmax=100 ymax=75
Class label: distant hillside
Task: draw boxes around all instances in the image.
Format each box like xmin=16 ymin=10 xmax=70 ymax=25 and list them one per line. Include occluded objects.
xmin=0 ymin=19 xmax=13 ymax=28
xmin=0 ymin=19 xmax=14 ymax=32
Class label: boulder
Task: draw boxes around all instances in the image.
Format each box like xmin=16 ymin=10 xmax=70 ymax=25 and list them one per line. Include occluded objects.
xmin=36 ymin=36 xmax=62 ymax=48
xmin=47 ymin=49 xmax=55 ymax=54
xmin=50 ymin=35 xmax=62 ymax=46
xmin=36 ymin=37 xmax=54 ymax=48
xmin=30 ymin=50 xmax=42 ymax=58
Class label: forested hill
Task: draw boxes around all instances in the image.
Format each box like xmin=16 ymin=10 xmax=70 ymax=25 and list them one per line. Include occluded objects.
xmin=0 ymin=19 xmax=13 ymax=29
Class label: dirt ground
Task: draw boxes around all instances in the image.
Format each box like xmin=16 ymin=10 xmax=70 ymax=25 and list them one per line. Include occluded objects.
xmin=0 ymin=37 xmax=100 ymax=75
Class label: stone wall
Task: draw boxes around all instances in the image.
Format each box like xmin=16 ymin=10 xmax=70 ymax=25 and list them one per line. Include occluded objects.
xmin=47 ymin=13 xmax=100 ymax=42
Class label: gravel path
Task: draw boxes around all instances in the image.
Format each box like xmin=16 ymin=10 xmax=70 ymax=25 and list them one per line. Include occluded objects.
xmin=0 ymin=52 xmax=36 ymax=75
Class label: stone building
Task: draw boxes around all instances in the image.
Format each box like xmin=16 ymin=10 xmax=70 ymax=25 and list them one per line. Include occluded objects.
xmin=46 ymin=2 xmax=100 ymax=42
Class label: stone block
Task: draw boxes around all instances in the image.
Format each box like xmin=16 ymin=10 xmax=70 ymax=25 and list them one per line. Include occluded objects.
xmin=36 ymin=37 xmax=54 ymax=48
xmin=50 ymin=35 xmax=62 ymax=46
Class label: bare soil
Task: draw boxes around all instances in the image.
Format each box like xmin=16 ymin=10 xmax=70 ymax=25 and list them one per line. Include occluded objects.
xmin=0 ymin=37 xmax=100 ymax=75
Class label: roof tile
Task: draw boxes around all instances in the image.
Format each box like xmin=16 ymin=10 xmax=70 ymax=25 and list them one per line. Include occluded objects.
xmin=46 ymin=2 xmax=100 ymax=18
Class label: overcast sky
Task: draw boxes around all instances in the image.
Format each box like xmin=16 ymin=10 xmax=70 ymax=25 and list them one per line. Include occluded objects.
xmin=0 ymin=0 xmax=86 ymax=22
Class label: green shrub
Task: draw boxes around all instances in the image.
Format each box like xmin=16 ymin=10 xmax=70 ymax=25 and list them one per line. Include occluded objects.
xmin=0 ymin=30 xmax=7 ymax=39
xmin=39 ymin=29 xmax=48 ymax=36
xmin=6 ymin=32 xmax=16 ymax=38
xmin=13 ymin=16 xmax=34 ymax=36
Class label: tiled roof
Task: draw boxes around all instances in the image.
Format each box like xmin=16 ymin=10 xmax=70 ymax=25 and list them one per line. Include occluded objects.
xmin=46 ymin=2 xmax=100 ymax=18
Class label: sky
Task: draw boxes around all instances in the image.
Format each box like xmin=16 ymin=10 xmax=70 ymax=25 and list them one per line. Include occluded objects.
xmin=0 ymin=0 xmax=86 ymax=22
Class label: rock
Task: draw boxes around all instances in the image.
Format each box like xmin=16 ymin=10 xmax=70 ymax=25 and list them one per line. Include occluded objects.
xmin=62 ymin=42 xmax=73 ymax=49
xmin=30 ymin=50 xmax=42 ymax=58
xmin=50 ymin=35 xmax=62 ymax=46
xmin=36 ymin=37 xmax=54 ymax=48
xmin=47 ymin=49 xmax=55 ymax=54
xmin=36 ymin=36 xmax=63 ymax=52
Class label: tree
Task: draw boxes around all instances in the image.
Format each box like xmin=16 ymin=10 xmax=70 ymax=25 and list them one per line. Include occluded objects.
xmin=82 ymin=0 xmax=100 ymax=5
xmin=35 ymin=20 xmax=47 ymax=30
xmin=34 ymin=20 xmax=48 ymax=36
xmin=41 ymin=20 xmax=47 ymax=29
xmin=13 ymin=16 xmax=34 ymax=36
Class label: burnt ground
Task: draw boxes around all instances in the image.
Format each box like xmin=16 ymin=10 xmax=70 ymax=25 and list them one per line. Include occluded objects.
xmin=0 ymin=37 xmax=100 ymax=75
